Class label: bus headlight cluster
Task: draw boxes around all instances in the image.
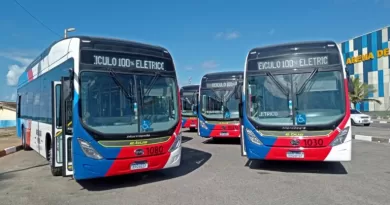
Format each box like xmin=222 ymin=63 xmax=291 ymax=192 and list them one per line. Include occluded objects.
xmin=77 ymin=138 xmax=103 ymax=160
xmin=199 ymin=120 xmax=208 ymax=130
xmin=330 ymin=126 xmax=350 ymax=147
xmin=245 ymin=128 xmax=263 ymax=145
xmin=169 ymin=132 xmax=182 ymax=152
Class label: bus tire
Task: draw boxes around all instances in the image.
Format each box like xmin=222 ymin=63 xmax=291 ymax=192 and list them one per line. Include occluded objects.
xmin=47 ymin=135 xmax=62 ymax=176
xmin=21 ymin=127 xmax=32 ymax=151
xmin=190 ymin=128 xmax=196 ymax=132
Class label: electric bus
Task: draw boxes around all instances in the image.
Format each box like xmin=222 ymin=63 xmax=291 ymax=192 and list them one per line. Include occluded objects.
xmin=239 ymin=41 xmax=354 ymax=161
xmin=180 ymin=85 xmax=199 ymax=131
xmin=197 ymin=71 xmax=243 ymax=138
xmin=16 ymin=36 xmax=182 ymax=180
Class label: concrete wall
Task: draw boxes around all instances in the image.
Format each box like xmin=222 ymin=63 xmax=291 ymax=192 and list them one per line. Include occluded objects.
xmin=0 ymin=109 xmax=16 ymax=128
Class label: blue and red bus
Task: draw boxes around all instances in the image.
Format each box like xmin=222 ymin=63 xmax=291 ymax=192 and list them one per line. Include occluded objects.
xmin=16 ymin=36 xmax=182 ymax=180
xmin=180 ymin=85 xmax=199 ymax=131
xmin=238 ymin=41 xmax=354 ymax=161
xmin=197 ymin=71 xmax=243 ymax=138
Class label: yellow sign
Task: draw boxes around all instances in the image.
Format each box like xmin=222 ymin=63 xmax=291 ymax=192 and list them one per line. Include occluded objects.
xmin=346 ymin=48 xmax=389 ymax=65
xmin=285 ymin=132 xmax=304 ymax=136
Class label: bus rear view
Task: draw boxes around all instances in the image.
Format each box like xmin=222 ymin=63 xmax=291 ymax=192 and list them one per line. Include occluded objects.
xmin=240 ymin=41 xmax=354 ymax=161
xmin=198 ymin=71 xmax=243 ymax=138
xmin=180 ymin=85 xmax=199 ymax=131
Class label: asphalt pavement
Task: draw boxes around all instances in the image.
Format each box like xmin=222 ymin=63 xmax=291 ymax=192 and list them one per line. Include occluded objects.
xmin=0 ymin=131 xmax=389 ymax=205
xmin=352 ymin=124 xmax=390 ymax=139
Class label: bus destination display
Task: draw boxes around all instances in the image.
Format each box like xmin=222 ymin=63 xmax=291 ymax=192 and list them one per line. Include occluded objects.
xmin=257 ymin=56 xmax=329 ymax=70
xmin=206 ymin=81 xmax=237 ymax=89
xmin=93 ymin=55 xmax=164 ymax=70
xmin=81 ymin=50 xmax=173 ymax=71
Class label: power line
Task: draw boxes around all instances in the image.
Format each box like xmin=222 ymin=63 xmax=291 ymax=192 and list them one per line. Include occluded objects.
xmin=11 ymin=0 xmax=61 ymax=37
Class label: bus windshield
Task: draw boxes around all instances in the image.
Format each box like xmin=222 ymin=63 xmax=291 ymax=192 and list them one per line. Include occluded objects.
xmin=200 ymin=88 xmax=240 ymax=120
xmin=181 ymin=91 xmax=197 ymax=117
xmin=80 ymin=71 xmax=178 ymax=135
xmin=247 ymin=70 xmax=345 ymax=126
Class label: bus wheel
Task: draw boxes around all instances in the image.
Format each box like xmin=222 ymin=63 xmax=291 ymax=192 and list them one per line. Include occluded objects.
xmin=190 ymin=128 xmax=196 ymax=132
xmin=47 ymin=137 xmax=62 ymax=176
xmin=22 ymin=127 xmax=31 ymax=151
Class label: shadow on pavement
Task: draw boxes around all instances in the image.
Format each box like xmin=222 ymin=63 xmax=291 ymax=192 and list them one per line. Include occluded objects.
xmin=246 ymin=160 xmax=348 ymax=175
xmin=202 ymin=138 xmax=241 ymax=145
xmin=78 ymin=147 xmax=212 ymax=191
xmin=181 ymin=135 xmax=193 ymax=144
xmin=0 ymin=163 xmax=48 ymax=181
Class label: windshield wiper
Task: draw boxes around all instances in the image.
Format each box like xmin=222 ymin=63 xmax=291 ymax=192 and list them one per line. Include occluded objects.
xmin=108 ymin=68 xmax=133 ymax=100
xmin=296 ymin=68 xmax=319 ymax=95
xmin=266 ymin=72 xmax=289 ymax=96
xmin=144 ymin=72 xmax=161 ymax=96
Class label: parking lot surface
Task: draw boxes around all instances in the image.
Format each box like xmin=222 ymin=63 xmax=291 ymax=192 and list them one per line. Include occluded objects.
xmin=0 ymin=130 xmax=389 ymax=205
xmin=352 ymin=125 xmax=390 ymax=139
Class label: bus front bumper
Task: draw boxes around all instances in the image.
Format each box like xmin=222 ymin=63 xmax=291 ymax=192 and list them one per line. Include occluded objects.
xmin=72 ymin=146 xmax=181 ymax=180
xmin=246 ymin=140 xmax=351 ymax=162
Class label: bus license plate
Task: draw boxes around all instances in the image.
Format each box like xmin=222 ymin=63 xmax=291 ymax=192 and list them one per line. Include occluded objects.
xmin=130 ymin=161 xmax=148 ymax=170
xmin=286 ymin=151 xmax=304 ymax=158
xmin=190 ymin=124 xmax=196 ymax=127
xmin=220 ymin=132 xmax=229 ymax=136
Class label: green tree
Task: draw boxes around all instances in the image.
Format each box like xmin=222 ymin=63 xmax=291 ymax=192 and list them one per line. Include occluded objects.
xmin=349 ymin=77 xmax=381 ymax=109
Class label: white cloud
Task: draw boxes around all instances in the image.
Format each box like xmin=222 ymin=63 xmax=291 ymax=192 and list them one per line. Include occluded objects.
xmin=215 ymin=31 xmax=240 ymax=40
xmin=202 ymin=60 xmax=219 ymax=69
xmin=268 ymin=28 xmax=276 ymax=36
xmin=0 ymin=51 xmax=35 ymax=86
xmin=6 ymin=64 xmax=26 ymax=86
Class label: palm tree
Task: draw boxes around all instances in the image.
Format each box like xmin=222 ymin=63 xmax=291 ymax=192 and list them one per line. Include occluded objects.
xmin=349 ymin=77 xmax=381 ymax=109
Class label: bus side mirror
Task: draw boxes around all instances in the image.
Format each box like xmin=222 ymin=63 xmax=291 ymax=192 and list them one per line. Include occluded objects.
xmin=238 ymin=102 xmax=243 ymax=118
xmin=348 ymin=78 xmax=355 ymax=94
xmin=235 ymin=84 xmax=242 ymax=100
xmin=192 ymin=105 xmax=198 ymax=114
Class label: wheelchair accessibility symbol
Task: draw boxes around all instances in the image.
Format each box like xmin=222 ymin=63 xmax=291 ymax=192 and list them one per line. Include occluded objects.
xmin=296 ymin=114 xmax=306 ymax=125
xmin=224 ymin=111 xmax=231 ymax=119
xmin=142 ymin=120 xmax=151 ymax=130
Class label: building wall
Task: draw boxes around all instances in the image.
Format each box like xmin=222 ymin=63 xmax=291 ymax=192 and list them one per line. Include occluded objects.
xmin=340 ymin=26 xmax=390 ymax=111
xmin=0 ymin=108 xmax=16 ymax=128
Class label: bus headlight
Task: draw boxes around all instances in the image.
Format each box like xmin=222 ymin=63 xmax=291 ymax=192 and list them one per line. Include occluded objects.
xmin=199 ymin=120 xmax=208 ymax=130
xmin=246 ymin=128 xmax=263 ymax=145
xmin=77 ymin=138 xmax=103 ymax=160
xmin=330 ymin=126 xmax=350 ymax=147
xmin=169 ymin=132 xmax=182 ymax=152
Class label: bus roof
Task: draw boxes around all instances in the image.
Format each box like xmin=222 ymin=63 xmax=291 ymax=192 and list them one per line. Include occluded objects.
xmin=180 ymin=85 xmax=199 ymax=91
xmin=24 ymin=35 xmax=172 ymax=73
xmin=248 ymin=40 xmax=339 ymax=59
xmin=202 ymin=71 xmax=243 ymax=79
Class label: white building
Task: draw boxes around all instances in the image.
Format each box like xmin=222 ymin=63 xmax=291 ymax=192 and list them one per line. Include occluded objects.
xmin=0 ymin=101 xmax=16 ymax=128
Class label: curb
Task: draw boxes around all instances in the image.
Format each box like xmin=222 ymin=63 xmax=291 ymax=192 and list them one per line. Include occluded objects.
xmin=352 ymin=135 xmax=390 ymax=144
xmin=0 ymin=145 xmax=23 ymax=158
xmin=372 ymin=120 xmax=390 ymax=124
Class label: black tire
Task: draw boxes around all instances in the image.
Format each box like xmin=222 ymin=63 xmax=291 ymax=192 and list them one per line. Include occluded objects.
xmin=351 ymin=119 xmax=356 ymax=126
xmin=21 ymin=127 xmax=32 ymax=151
xmin=48 ymin=146 xmax=62 ymax=176
xmin=364 ymin=123 xmax=370 ymax=126
xmin=189 ymin=127 xmax=196 ymax=132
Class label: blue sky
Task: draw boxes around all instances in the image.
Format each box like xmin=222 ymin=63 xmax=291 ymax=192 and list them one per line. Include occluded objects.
xmin=0 ymin=0 xmax=389 ymax=101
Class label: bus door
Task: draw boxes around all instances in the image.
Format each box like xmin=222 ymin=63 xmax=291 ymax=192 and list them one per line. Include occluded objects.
xmin=237 ymin=82 xmax=247 ymax=156
xmin=60 ymin=77 xmax=74 ymax=177
xmin=51 ymin=81 xmax=64 ymax=175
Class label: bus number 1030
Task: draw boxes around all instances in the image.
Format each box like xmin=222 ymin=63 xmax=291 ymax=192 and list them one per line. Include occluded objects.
xmin=303 ymin=139 xmax=324 ymax=147
xmin=146 ymin=146 xmax=164 ymax=156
